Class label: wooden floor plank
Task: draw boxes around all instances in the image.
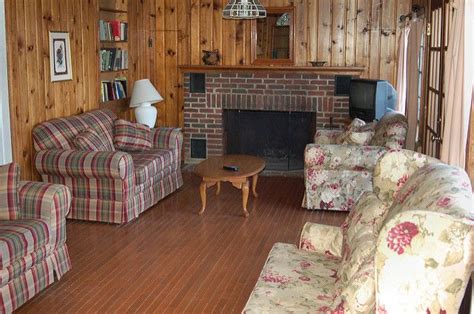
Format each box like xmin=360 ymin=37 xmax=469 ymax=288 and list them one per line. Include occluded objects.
xmin=17 ymin=172 xmax=346 ymax=313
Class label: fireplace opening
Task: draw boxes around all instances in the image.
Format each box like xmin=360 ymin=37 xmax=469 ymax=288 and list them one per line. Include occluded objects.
xmin=224 ymin=110 xmax=315 ymax=171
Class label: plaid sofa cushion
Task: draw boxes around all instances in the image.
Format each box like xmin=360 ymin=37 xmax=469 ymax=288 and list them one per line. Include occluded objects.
xmin=129 ymin=149 xmax=177 ymax=186
xmin=0 ymin=219 xmax=50 ymax=269
xmin=74 ymin=128 xmax=115 ymax=151
xmin=114 ymin=119 xmax=152 ymax=152
xmin=0 ymin=163 xmax=20 ymax=220
xmin=33 ymin=109 xmax=116 ymax=151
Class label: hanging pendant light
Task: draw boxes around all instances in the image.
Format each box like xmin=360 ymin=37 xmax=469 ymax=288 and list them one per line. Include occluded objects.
xmin=222 ymin=0 xmax=267 ymax=19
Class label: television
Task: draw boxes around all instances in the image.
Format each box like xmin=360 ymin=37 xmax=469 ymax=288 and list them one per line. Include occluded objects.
xmin=349 ymin=79 xmax=397 ymax=122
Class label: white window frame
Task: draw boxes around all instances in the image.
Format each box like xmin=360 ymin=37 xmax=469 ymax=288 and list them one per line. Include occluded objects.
xmin=0 ymin=0 xmax=12 ymax=165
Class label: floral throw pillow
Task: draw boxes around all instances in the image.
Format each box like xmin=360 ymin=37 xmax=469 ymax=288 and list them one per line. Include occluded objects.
xmin=337 ymin=118 xmax=377 ymax=145
xmin=0 ymin=163 xmax=20 ymax=220
xmin=74 ymin=128 xmax=115 ymax=151
xmin=336 ymin=118 xmax=366 ymax=144
xmin=114 ymin=119 xmax=152 ymax=152
xmin=341 ymin=130 xmax=375 ymax=145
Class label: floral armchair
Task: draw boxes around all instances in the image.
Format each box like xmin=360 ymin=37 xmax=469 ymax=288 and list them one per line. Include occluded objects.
xmin=244 ymin=150 xmax=473 ymax=313
xmin=302 ymin=111 xmax=408 ymax=211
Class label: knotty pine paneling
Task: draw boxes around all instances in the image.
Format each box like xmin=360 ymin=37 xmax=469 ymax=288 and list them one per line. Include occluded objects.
xmin=5 ymin=0 xmax=156 ymax=180
xmin=6 ymin=0 xmax=100 ymax=180
xmin=6 ymin=0 xmax=411 ymax=179
xmin=164 ymin=0 xmax=412 ymax=132
xmin=173 ymin=0 xmax=411 ymax=80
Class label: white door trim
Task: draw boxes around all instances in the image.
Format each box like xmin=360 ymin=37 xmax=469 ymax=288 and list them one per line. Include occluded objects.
xmin=0 ymin=0 xmax=12 ymax=165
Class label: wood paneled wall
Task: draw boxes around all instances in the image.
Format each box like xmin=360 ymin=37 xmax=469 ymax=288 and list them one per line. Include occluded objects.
xmin=6 ymin=0 xmax=100 ymax=180
xmin=5 ymin=0 xmax=154 ymax=180
xmin=6 ymin=0 xmax=412 ymax=179
xmin=155 ymin=0 xmax=412 ymax=128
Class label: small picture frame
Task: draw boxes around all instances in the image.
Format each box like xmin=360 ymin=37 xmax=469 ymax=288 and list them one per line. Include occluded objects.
xmin=49 ymin=31 xmax=72 ymax=82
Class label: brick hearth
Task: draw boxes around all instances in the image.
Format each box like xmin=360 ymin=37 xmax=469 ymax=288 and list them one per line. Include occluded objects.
xmin=183 ymin=71 xmax=351 ymax=164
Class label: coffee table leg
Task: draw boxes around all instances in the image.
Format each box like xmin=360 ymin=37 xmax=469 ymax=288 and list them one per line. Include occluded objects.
xmin=242 ymin=180 xmax=250 ymax=218
xmin=216 ymin=181 xmax=221 ymax=196
xmin=199 ymin=181 xmax=207 ymax=215
xmin=252 ymin=174 xmax=259 ymax=198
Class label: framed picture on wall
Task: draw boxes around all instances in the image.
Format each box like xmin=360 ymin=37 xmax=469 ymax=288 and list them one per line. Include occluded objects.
xmin=49 ymin=31 xmax=72 ymax=82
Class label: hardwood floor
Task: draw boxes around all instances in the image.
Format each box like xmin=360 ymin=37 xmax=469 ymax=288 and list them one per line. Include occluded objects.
xmin=18 ymin=172 xmax=346 ymax=313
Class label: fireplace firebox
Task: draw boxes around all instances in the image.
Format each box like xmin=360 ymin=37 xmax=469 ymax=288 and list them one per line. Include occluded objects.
xmin=224 ymin=110 xmax=315 ymax=171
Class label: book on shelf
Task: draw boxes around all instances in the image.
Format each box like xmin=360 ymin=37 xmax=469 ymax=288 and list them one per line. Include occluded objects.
xmin=99 ymin=20 xmax=128 ymax=41
xmin=100 ymin=48 xmax=128 ymax=71
xmin=101 ymin=78 xmax=127 ymax=102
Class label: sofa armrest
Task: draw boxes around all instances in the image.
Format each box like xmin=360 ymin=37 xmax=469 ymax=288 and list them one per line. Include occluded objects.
xmin=304 ymin=144 xmax=386 ymax=171
xmin=17 ymin=181 xmax=71 ymax=248
xmin=151 ymin=127 xmax=183 ymax=163
xmin=35 ymin=150 xmax=133 ymax=180
xmin=299 ymin=222 xmax=343 ymax=258
xmin=376 ymin=210 xmax=473 ymax=313
xmin=314 ymin=129 xmax=343 ymax=144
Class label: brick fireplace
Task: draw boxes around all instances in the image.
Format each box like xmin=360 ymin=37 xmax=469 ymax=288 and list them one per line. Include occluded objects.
xmin=181 ymin=67 xmax=363 ymax=165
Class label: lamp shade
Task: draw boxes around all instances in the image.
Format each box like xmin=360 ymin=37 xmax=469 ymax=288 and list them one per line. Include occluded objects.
xmin=130 ymin=79 xmax=163 ymax=108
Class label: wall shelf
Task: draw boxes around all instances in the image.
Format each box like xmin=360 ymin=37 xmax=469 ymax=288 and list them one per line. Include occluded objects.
xmin=98 ymin=0 xmax=129 ymax=110
xmin=99 ymin=7 xmax=127 ymax=13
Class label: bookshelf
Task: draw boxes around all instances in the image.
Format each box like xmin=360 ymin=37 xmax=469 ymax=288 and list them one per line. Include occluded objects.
xmin=98 ymin=0 xmax=129 ymax=112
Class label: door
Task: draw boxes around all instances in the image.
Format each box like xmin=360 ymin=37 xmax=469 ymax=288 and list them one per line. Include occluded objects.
xmin=421 ymin=0 xmax=452 ymax=157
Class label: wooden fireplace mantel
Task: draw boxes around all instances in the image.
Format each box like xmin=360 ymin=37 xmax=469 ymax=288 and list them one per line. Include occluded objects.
xmin=178 ymin=64 xmax=366 ymax=76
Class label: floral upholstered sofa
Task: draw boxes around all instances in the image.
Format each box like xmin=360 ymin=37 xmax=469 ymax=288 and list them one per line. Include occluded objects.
xmin=0 ymin=163 xmax=71 ymax=313
xmin=244 ymin=150 xmax=473 ymax=313
xmin=32 ymin=109 xmax=183 ymax=224
xmin=302 ymin=111 xmax=408 ymax=211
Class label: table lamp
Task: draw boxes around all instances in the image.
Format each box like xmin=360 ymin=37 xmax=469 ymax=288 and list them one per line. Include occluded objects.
xmin=130 ymin=79 xmax=163 ymax=128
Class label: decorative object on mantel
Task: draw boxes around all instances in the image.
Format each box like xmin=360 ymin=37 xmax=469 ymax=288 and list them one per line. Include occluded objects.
xmin=202 ymin=50 xmax=221 ymax=65
xmin=309 ymin=61 xmax=327 ymax=67
xmin=276 ymin=13 xmax=290 ymax=27
xmin=222 ymin=0 xmax=266 ymax=19
xmin=49 ymin=31 xmax=73 ymax=82
xmin=130 ymin=79 xmax=163 ymax=128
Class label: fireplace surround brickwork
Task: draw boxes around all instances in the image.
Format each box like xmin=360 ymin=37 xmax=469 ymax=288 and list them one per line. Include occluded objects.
xmin=183 ymin=72 xmax=350 ymax=163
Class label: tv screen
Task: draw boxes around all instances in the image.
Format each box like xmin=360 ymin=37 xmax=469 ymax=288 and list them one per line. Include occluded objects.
xmin=349 ymin=81 xmax=376 ymax=110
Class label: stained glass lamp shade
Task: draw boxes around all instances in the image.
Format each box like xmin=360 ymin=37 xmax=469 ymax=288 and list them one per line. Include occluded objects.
xmin=222 ymin=0 xmax=266 ymax=19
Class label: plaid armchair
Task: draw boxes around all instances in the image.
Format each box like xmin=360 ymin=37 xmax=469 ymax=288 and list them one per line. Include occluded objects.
xmin=0 ymin=163 xmax=71 ymax=313
xmin=302 ymin=111 xmax=408 ymax=211
xmin=33 ymin=109 xmax=183 ymax=224
xmin=245 ymin=150 xmax=473 ymax=313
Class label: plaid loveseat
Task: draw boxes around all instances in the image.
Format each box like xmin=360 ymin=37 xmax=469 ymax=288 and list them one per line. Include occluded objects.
xmin=0 ymin=175 xmax=71 ymax=312
xmin=33 ymin=109 xmax=183 ymax=224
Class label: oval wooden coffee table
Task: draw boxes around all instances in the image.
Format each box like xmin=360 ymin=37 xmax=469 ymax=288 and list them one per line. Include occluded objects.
xmin=194 ymin=155 xmax=266 ymax=217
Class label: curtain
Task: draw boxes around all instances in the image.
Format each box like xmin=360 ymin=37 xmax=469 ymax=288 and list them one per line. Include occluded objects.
xmin=468 ymin=86 xmax=474 ymax=180
xmin=440 ymin=0 xmax=470 ymax=168
xmin=396 ymin=24 xmax=410 ymax=113
xmin=405 ymin=20 xmax=425 ymax=151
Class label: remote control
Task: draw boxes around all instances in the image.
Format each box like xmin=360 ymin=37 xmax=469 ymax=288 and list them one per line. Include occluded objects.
xmin=223 ymin=165 xmax=239 ymax=172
